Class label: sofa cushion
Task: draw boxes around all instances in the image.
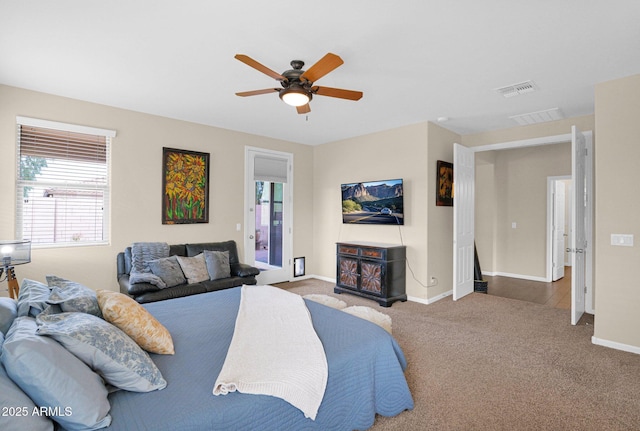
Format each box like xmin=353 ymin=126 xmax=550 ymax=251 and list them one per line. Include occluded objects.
xmin=135 ymin=283 xmax=208 ymax=303
xmin=176 ymin=254 xmax=209 ymax=284
xmin=204 ymin=250 xmax=231 ymax=280
xmin=147 ymin=256 xmax=186 ymax=288
xmin=36 ymin=312 xmax=167 ymax=392
xmin=16 ymin=279 xmax=51 ymax=318
xmin=97 ymin=289 xmax=174 ymax=355
xmin=2 ymin=317 xmax=112 ymax=431
xmin=0 ymin=297 xmax=18 ymax=335
xmin=45 ymin=275 xmax=103 ymax=318
xmin=186 ymin=240 xmax=240 ymax=265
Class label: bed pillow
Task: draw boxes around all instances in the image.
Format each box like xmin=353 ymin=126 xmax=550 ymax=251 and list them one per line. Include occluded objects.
xmin=97 ymin=289 xmax=174 ymax=355
xmin=36 ymin=312 xmax=167 ymax=392
xmin=1 ymin=317 xmax=111 ymax=431
xmin=204 ymin=250 xmax=231 ymax=280
xmin=176 ymin=254 xmax=209 ymax=284
xmin=0 ymin=297 xmax=18 ymax=335
xmin=16 ymin=279 xmax=51 ymax=318
xmin=147 ymin=256 xmax=186 ymax=288
xmin=45 ymin=275 xmax=103 ymax=318
xmin=0 ymin=331 xmax=55 ymax=431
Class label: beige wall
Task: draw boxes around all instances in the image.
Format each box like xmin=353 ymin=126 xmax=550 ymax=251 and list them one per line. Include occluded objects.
xmin=0 ymin=85 xmax=314 ymax=293
xmin=475 ymin=143 xmax=572 ymax=279
xmin=593 ymin=74 xmax=640 ymax=350
xmin=312 ymin=122 xmax=460 ymax=302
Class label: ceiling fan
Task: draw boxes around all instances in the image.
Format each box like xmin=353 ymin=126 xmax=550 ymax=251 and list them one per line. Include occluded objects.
xmin=234 ymin=53 xmax=363 ymax=114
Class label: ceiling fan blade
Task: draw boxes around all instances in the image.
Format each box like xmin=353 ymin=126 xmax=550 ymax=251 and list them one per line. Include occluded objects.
xmin=296 ymin=104 xmax=311 ymax=114
xmin=235 ymin=88 xmax=279 ymax=97
xmin=234 ymin=54 xmax=285 ymax=81
xmin=300 ymin=53 xmax=344 ymax=83
xmin=313 ymin=86 xmax=363 ymax=101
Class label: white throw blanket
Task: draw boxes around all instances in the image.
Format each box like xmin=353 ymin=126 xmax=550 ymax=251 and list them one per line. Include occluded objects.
xmin=213 ymin=285 xmax=328 ymax=420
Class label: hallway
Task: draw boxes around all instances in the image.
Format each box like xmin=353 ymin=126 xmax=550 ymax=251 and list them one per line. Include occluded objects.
xmin=483 ymin=267 xmax=571 ymax=310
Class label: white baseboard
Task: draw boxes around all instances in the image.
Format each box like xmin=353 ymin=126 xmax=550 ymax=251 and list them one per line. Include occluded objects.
xmin=482 ymin=271 xmax=548 ymax=283
xmin=307 ymin=275 xmax=451 ymax=305
xmin=592 ymin=336 xmax=640 ymax=355
xmin=309 ymin=274 xmax=335 ymax=283
xmin=409 ymin=290 xmax=453 ymax=304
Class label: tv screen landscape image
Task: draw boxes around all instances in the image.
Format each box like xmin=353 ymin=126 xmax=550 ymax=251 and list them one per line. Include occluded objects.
xmin=341 ymin=179 xmax=404 ymax=225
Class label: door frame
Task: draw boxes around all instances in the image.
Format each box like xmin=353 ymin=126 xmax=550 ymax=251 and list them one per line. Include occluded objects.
xmin=244 ymin=146 xmax=294 ymax=284
xmin=457 ymin=130 xmax=593 ymax=317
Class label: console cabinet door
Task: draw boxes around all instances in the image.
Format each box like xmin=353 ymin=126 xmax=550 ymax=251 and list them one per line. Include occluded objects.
xmin=359 ymin=259 xmax=385 ymax=297
xmin=338 ymin=256 xmax=359 ymax=289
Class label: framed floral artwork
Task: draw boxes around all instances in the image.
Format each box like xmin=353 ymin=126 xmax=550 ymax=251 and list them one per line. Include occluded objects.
xmin=436 ymin=160 xmax=453 ymax=206
xmin=162 ymin=147 xmax=210 ymax=224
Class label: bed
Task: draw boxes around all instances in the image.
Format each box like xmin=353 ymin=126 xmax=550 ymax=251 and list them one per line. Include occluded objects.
xmin=100 ymin=286 xmax=413 ymax=431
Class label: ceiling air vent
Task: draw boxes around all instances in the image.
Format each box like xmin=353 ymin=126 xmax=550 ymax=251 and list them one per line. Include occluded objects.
xmin=495 ymin=80 xmax=537 ymax=98
xmin=509 ymin=108 xmax=564 ymax=126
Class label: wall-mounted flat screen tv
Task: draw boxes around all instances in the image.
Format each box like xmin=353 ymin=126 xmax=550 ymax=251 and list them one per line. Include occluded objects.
xmin=341 ymin=179 xmax=404 ymax=225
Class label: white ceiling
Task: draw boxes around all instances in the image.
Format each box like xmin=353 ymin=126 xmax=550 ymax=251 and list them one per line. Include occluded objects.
xmin=1 ymin=1 xmax=639 ymax=146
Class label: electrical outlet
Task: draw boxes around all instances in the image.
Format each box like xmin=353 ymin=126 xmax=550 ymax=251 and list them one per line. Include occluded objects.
xmin=611 ymin=234 xmax=633 ymax=247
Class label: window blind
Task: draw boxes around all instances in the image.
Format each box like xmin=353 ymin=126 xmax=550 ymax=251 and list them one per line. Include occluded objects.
xmin=253 ymin=155 xmax=288 ymax=183
xmin=16 ymin=119 xmax=113 ymax=247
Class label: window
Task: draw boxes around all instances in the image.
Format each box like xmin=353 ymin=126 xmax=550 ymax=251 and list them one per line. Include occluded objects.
xmin=16 ymin=117 xmax=116 ymax=247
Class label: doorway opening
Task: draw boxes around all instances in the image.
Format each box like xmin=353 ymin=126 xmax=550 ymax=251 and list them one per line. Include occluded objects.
xmin=453 ymin=129 xmax=593 ymax=324
xmin=254 ymin=181 xmax=284 ymax=271
xmin=244 ymin=147 xmax=293 ymax=285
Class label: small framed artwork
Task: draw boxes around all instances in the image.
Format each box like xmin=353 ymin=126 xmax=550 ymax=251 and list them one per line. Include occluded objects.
xmin=162 ymin=147 xmax=210 ymax=224
xmin=293 ymin=257 xmax=306 ymax=277
xmin=436 ymin=160 xmax=453 ymax=206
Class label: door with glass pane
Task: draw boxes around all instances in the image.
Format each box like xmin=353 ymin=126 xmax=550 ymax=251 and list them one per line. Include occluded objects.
xmin=245 ymin=148 xmax=292 ymax=285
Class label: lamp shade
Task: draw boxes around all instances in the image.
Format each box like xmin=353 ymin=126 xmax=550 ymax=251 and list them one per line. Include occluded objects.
xmin=0 ymin=240 xmax=31 ymax=266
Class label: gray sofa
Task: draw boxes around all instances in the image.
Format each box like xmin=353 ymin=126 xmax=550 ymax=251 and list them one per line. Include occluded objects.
xmin=117 ymin=240 xmax=259 ymax=303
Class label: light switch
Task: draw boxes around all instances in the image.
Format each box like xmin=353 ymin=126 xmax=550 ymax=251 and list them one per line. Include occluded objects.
xmin=236 ymin=223 xmax=241 ymax=231
xmin=611 ymin=234 xmax=634 ymax=247
xmin=512 ymin=222 xmax=517 ymax=229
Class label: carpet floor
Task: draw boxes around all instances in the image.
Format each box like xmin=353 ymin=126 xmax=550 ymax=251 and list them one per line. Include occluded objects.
xmin=275 ymin=278 xmax=640 ymax=431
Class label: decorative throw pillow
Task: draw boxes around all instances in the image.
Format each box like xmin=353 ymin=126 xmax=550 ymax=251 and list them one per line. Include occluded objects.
xmin=147 ymin=256 xmax=186 ymax=288
xmin=129 ymin=242 xmax=170 ymax=288
xmin=0 ymin=331 xmax=55 ymax=431
xmin=45 ymin=275 xmax=103 ymax=318
xmin=0 ymin=297 xmax=18 ymax=335
xmin=204 ymin=250 xmax=231 ymax=280
xmin=16 ymin=279 xmax=51 ymax=318
xmin=2 ymin=317 xmax=112 ymax=431
xmin=176 ymin=254 xmax=209 ymax=284
xmin=36 ymin=312 xmax=167 ymax=392
xmin=343 ymin=306 xmax=393 ymax=334
xmin=303 ymin=294 xmax=348 ymax=310
xmin=97 ymin=289 xmax=174 ymax=355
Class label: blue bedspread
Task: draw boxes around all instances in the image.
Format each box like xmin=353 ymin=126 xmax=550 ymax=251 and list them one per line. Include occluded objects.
xmin=103 ymin=287 xmax=413 ymax=431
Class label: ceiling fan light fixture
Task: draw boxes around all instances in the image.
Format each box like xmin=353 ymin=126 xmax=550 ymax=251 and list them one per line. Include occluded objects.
xmin=279 ymin=85 xmax=311 ymax=107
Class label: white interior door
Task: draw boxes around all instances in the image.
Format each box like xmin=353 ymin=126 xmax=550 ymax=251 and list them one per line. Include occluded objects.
xmin=453 ymin=143 xmax=475 ymax=300
xmin=552 ymin=180 xmax=566 ymax=281
xmin=245 ymin=147 xmax=293 ymax=285
xmin=571 ymin=126 xmax=586 ymax=325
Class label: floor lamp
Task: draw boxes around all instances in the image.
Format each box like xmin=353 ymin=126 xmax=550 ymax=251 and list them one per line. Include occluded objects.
xmin=1 ymin=240 xmax=31 ymax=299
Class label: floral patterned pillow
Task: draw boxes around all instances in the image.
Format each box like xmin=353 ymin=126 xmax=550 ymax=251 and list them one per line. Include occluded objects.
xmin=97 ymin=289 xmax=174 ymax=355
xmin=36 ymin=312 xmax=167 ymax=392
xmin=45 ymin=275 xmax=103 ymax=318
